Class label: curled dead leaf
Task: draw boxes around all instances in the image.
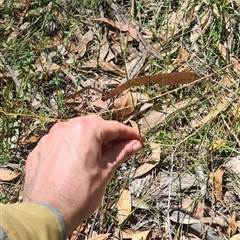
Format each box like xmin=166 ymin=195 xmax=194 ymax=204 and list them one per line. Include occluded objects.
xmin=232 ymin=103 xmax=240 ymax=119
xmin=231 ymin=212 xmax=238 ymax=235
xmin=209 ymin=169 xmax=225 ymax=205
xmin=98 ymin=61 xmax=125 ymax=77
xmin=0 ymin=168 xmax=20 ymax=181
xmin=224 ymin=157 xmax=240 ymax=175
xmin=218 ymin=43 xmax=229 ymax=61
xmin=230 ymin=57 xmax=240 ymax=76
xmin=191 ymin=95 xmax=232 ymax=128
xmin=93 ymin=17 xmax=138 ymax=40
xmin=113 ymin=91 xmax=137 ymax=119
xmin=103 ymin=72 xmax=200 ymax=101
xmin=177 ymin=48 xmax=189 ymax=63
xmin=75 ymin=29 xmax=94 ymax=58
xmin=35 ymin=63 xmax=61 ymax=72
xmin=140 ymin=142 xmax=161 ymax=163
xmin=210 ymin=139 xmax=226 ymax=151
xmin=92 ymin=96 xmax=108 ymax=109
xmin=231 ymin=234 xmax=240 ymax=240
xmin=221 ymin=75 xmax=234 ymax=88
xmin=117 ymin=189 xmax=131 ymax=225
xmin=133 ymin=160 xmax=159 ymax=179
xmin=141 ymin=97 xmax=199 ymax=133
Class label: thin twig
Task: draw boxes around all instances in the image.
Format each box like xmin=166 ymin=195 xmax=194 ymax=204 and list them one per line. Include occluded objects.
xmin=166 ymin=149 xmax=176 ymax=240
xmin=0 ymin=51 xmax=22 ymax=93
xmin=89 ymin=209 xmax=99 ymax=238
xmin=222 ymin=117 xmax=240 ymax=148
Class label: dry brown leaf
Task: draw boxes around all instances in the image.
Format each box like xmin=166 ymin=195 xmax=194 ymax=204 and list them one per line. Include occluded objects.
xmin=210 ymin=139 xmax=226 ymax=151
xmin=0 ymin=70 xmax=20 ymax=78
xmin=159 ymin=1 xmax=194 ymax=42
xmin=141 ymin=142 xmax=161 ymax=163
xmin=133 ymin=161 xmax=159 ymax=179
xmin=92 ymin=96 xmax=108 ymax=109
xmin=141 ymin=97 xmax=199 ymax=133
xmin=126 ymin=42 xmax=148 ymax=79
xmin=121 ymin=229 xmax=151 ymax=240
xmin=113 ymin=91 xmax=137 ymax=119
xmin=191 ymin=95 xmax=231 ymax=128
xmin=177 ymin=48 xmax=189 ymax=63
xmin=221 ymin=75 xmax=234 ymax=88
xmin=99 ymin=41 xmax=109 ymax=61
xmin=105 ymin=49 xmax=116 ymax=63
xmin=160 ymin=12 xmax=180 ymax=41
xmin=93 ymin=18 xmax=138 ymax=40
xmin=140 ymin=102 xmax=152 ymax=112
xmin=168 ymin=206 xmax=228 ymax=227
xmin=126 ymin=54 xmax=145 ymax=79
xmin=98 ymin=61 xmax=125 ymax=77
xmin=231 ymin=212 xmax=238 ymax=235
xmin=231 ymin=103 xmax=240 ymax=119
xmin=35 ymin=63 xmax=61 ymax=72
xmin=225 ymin=157 xmax=240 ymax=175
xmin=231 ymin=234 xmax=240 ymax=240
xmin=121 ymin=229 xmax=136 ymax=239
xmin=230 ymin=57 xmax=240 ymax=76
xmin=182 ymin=197 xmax=195 ymax=212
xmin=210 ymin=169 xmax=225 ymax=205
xmin=170 ymin=215 xmax=200 ymax=225
xmin=82 ymin=59 xmax=98 ymax=68
xmin=128 ymin=120 xmax=139 ymax=131
xmin=133 ymin=142 xmax=161 ymax=178
xmin=75 ymin=29 xmax=94 ymax=57
xmin=0 ymin=168 xmax=20 ymax=181
xmin=19 ymin=135 xmax=41 ymax=145
xmin=190 ymin=9 xmax=211 ymax=45
xmin=218 ymin=43 xmax=229 ymax=61
xmin=117 ymin=189 xmax=131 ymax=225
xmin=107 ymin=2 xmax=159 ymax=59
xmin=88 ymin=233 xmax=111 ymax=240
xmin=103 ymin=72 xmax=200 ymax=100
xmin=132 ymin=230 xmax=150 ymax=240
xmin=170 ymin=214 xmax=228 ymax=228
xmin=68 ymin=224 xmax=87 ymax=240
xmin=194 ymin=202 xmax=204 ymax=218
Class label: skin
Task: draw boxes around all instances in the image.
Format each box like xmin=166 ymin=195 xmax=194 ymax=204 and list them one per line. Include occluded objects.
xmin=23 ymin=115 xmax=142 ymax=237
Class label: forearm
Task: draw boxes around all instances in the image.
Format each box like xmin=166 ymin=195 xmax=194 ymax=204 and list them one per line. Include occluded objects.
xmin=0 ymin=203 xmax=66 ymax=240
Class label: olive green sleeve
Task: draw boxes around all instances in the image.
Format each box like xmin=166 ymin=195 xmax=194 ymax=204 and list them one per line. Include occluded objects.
xmin=0 ymin=203 xmax=66 ymax=240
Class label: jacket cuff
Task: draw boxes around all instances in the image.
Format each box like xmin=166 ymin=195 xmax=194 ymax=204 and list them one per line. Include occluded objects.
xmin=37 ymin=203 xmax=67 ymax=239
xmin=1 ymin=203 xmax=66 ymax=240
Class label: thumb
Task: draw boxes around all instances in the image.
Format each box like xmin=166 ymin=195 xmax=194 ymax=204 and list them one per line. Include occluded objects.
xmin=103 ymin=140 xmax=142 ymax=172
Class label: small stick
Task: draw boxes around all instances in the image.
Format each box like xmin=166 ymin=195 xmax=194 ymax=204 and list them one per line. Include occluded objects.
xmin=222 ymin=118 xmax=240 ymax=148
xmin=89 ymin=209 xmax=99 ymax=238
xmin=0 ymin=51 xmax=22 ymax=93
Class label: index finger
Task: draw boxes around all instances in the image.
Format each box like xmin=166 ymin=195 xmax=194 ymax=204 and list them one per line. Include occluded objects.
xmin=98 ymin=119 xmax=141 ymax=143
xmin=69 ymin=115 xmax=142 ymax=143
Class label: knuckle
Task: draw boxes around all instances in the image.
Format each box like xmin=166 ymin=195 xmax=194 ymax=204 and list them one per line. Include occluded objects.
xmin=74 ymin=118 xmax=92 ymax=133
xmin=86 ymin=115 xmax=103 ymax=122
xmin=77 ymin=115 xmax=102 ymax=128
xmin=49 ymin=122 xmax=66 ymax=134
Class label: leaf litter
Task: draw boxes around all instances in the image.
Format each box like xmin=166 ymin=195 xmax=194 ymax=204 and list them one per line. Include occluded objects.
xmin=1 ymin=0 xmax=240 ymax=239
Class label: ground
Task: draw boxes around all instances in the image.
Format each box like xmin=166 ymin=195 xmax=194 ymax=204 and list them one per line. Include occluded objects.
xmin=0 ymin=0 xmax=240 ymax=239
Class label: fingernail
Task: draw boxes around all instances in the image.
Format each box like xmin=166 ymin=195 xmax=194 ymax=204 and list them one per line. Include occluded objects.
xmin=132 ymin=142 xmax=142 ymax=153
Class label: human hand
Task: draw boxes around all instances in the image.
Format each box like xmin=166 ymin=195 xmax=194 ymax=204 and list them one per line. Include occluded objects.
xmin=23 ymin=115 xmax=142 ymax=236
